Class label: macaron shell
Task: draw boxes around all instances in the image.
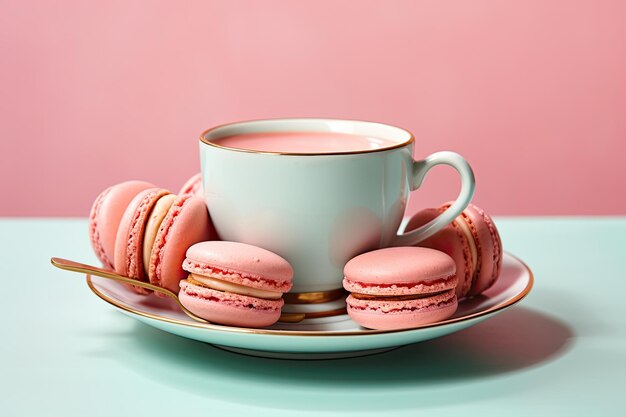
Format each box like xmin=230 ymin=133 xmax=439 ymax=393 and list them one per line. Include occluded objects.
xmin=343 ymin=247 xmax=456 ymax=285
xmin=405 ymin=208 xmax=473 ymax=298
xmin=114 ymin=188 xmax=171 ymax=294
xmin=346 ymin=290 xmax=458 ymax=330
xmin=89 ymin=188 xmax=113 ymax=269
xmin=148 ymin=195 xmax=217 ymax=294
xmin=179 ymin=280 xmax=282 ymax=328
xmin=178 ymin=173 xmax=203 ymax=197
xmin=88 ymin=180 xmax=154 ymax=269
xmin=456 ymin=204 xmax=503 ymax=296
xmin=183 ymin=241 xmax=293 ymax=292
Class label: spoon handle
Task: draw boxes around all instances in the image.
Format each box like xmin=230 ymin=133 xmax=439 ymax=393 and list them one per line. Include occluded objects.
xmin=50 ymin=257 xmax=180 ymax=298
xmin=50 ymin=257 xmax=209 ymax=323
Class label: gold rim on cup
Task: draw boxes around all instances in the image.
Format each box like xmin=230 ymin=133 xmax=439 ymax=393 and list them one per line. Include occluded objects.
xmin=199 ymin=117 xmax=415 ymax=156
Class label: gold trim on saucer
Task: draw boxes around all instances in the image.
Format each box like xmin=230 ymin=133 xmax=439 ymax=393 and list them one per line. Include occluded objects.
xmin=282 ymin=288 xmax=348 ymax=304
xmin=198 ymin=118 xmax=415 ymax=156
xmin=85 ymin=252 xmax=534 ymax=337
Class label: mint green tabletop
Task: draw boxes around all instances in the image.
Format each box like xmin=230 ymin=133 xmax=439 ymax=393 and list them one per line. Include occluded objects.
xmin=1 ymin=218 xmax=624 ymax=416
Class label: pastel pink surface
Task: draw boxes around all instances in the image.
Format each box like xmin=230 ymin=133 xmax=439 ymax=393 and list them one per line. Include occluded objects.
xmin=455 ymin=203 xmax=503 ymax=296
xmin=178 ymin=173 xmax=203 ymax=197
xmin=3 ymin=2 xmax=626 ymax=216
xmin=183 ymin=241 xmax=293 ymax=292
xmin=88 ymin=180 xmax=154 ymax=269
xmin=149 ymin=195 xmax=217 ymax=294
xmin=406 ymin=208 xmax=473 ymax=298
xmin=179 ymin=280 xmax=282 ymax=328
xmin=114 ymin=188 xmax=170 ymax=293
xmin=346 ymin=290 xmax=458 ymax=330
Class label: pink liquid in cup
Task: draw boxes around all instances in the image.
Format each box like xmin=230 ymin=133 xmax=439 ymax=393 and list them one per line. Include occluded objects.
xmin=212 ymin=131 xmax=401 ymax=154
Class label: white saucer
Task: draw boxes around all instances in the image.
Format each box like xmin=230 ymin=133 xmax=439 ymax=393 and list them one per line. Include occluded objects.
xmin=87 ymin=251 xmax=533 ymax=359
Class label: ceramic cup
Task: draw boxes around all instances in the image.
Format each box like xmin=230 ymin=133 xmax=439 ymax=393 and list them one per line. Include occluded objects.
xmin=199 ymin=118 xmax=475 ymax=293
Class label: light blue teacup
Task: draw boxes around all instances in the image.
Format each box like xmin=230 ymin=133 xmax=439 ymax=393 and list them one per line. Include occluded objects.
xmin=199 ymin=118 xmax=474 ymax=294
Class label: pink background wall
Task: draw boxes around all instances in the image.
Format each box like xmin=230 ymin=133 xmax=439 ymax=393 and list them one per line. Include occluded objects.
xmin=2 ymin=0 xmax=625 ymax=216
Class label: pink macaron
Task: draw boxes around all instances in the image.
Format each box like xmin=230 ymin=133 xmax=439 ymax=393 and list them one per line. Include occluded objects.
xmin=114 ymin=188 xmax=217 ymax=294
xmin=178 ymin=173 xmax=203 ymax=198
xmin=343 ymin=247 xmax=458 ymax=330
xmin=89 ymin=180 xmax=155 ymax=269
xmin=179 ymin=241 xmax=293 ymax=328
xmin=406 ymin=203 xmax=503 ymax=298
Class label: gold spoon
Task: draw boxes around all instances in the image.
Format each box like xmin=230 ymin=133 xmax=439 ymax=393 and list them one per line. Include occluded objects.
xmin=50 ymin=257 xmax=307 ymax=324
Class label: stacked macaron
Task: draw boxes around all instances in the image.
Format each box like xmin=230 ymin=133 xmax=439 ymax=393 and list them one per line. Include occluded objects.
xmin=89 ymin=180 xmax=218 ymax=294
xmin=179 ymin=241 xmax=293 ymax=327
xmin=343 ymin=247 xmax=458 ymax=330
xmin=406 ymin=203 xmax=502 ymax=299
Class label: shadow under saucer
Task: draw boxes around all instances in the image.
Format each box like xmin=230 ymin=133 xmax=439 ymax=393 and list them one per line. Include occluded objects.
xmin=109 ymin=306 xmax=574 ymax=411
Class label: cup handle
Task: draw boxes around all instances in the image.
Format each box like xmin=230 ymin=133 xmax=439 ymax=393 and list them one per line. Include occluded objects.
xmin=391 ymin=151 xmax=475 ymax=246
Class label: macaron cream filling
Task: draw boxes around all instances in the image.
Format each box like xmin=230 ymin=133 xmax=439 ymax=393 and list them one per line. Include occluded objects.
xmin=183 ymin=259 xmax=291 ymax=293
xmin=350 ymin=289 xmax=451 ymax=301
xmin=142 ymin=193 xmax=177 ymax=274
xmin=180 ymin=280 xmax=283 ymax=312
xmin=186 ymin=273 xmax=283 ymax=300
xmin=343 ymin=274 xmax=458 ymax=297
